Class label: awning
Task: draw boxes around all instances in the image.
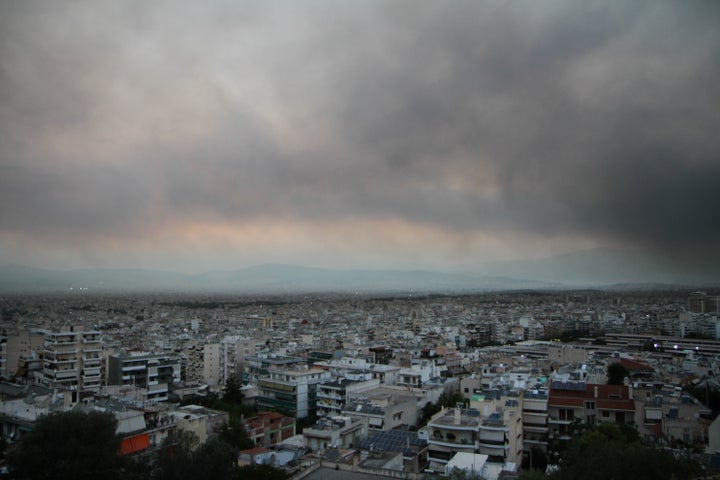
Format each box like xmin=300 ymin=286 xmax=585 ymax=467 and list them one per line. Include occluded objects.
xmin=119 ymin=433 xmax=150 ymax=455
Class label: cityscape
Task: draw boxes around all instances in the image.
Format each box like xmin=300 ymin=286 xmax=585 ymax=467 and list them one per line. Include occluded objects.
xmin=1 ymin=1 xmax=719 ymax=479
xmin=1 ymin=288 xmax=720 ymax=479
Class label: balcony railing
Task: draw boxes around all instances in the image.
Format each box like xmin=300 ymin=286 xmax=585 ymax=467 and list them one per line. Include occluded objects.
xmin=428 ymin=438 xmax=476 ymax=449
xmin=548 ymin=417 xmax=572 ymax=425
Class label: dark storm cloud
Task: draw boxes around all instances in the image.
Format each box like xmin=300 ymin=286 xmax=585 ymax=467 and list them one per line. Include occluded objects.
xmin=1 ymin=1 xmax=719 ymax=271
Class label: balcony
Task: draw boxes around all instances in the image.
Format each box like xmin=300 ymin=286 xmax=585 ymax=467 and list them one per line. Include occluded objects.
xmin=317 ymin=391 xmax=343 ymax=400
xmin=428 ymin=438 xmax=476 ymax=449
xmin=44 ymin=347 xmax=78 ymax=356
xmin=45 ymin=368 xmax=78 ymax=379
xmin=478 ymin=439 xmax=508 ymax=449
xmin=524 ymin=425 xmax=549 ymax=433
xmin=548 ymin=417 xmax=572 ymax=425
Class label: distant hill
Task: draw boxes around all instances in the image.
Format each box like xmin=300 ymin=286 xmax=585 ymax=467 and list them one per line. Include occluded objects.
xmin=2 ymin=248 xmax=714 ymax=294
xmin=483 ymin=247 xmax=715 ymax=286
xmin=0 ymin=263 xmax=555 ymax=294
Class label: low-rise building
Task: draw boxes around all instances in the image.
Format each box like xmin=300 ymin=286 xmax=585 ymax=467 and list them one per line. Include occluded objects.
xmin=302 ymin=415 xmax=368 ymax=451
xmin=244 ymin=411 xmax=296 ymax=447
xmin=547 ymin=381 xmax=635 ymax=440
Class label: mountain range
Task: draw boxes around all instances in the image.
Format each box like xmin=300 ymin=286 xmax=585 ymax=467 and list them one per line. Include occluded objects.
xmin=0 ymin=248 xmax=715 ymax=293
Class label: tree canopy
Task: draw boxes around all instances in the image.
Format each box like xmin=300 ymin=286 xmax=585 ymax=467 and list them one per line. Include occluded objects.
xmin=6 ymin=410 xmax=123 ymax=480
xmin=606 ymin=362 xmax=630 ymax=385
xmin=523 ymin=423 xmax=701 ymax=480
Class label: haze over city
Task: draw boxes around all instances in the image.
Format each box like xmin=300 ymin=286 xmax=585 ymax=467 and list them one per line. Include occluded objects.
xmin=1 ymin=1 xmax=719 ymax=285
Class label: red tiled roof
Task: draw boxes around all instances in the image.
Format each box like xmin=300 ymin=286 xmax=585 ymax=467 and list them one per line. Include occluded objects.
xmin=619 ymin=358 xmax=654 ymax=372
xmin=549 ymin=383 xmax=635 ymax=412
xmin=548 ymin=397 xmax=585 ymax=407
xmin=241 ymin=447 xmax=271 ymax=455
xmin=597 ymin=398 xmax=635 ymax=411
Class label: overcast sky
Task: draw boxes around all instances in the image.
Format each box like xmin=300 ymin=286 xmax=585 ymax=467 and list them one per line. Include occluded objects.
xmin=1 ymin=1 xmax=719 ymax=276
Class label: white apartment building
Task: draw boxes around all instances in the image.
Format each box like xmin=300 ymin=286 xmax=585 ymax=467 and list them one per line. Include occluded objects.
xmin=41 ymin=328 xmax=102 ymax=396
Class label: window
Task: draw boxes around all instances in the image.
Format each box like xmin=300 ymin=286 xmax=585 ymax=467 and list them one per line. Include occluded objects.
xmin=585 ymin=401 xmax=596 ymax=410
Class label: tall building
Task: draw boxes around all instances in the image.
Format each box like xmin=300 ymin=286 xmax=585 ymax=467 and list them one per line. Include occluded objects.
xmin=187 ymin=337 xmax=256 ymax=388
xmin=41 ymin=328 xmax=102 ymax=395
xmin=203 ymin=343 xmax=221 ymax=387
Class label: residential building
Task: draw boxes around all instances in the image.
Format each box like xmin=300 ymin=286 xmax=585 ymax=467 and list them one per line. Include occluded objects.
xmin=345 ymin=388 xmax=419 ymax=430
xmin=1 ymin=329 xmax=44 ymax=379
xmin=256 ymin=367 xmax=331 ymax=418
xmin=316 ymin=377 xmax=379 ymax=417
xmin=41 ymin=328 xmax=103 ymax=396
xmin=302 ymin=415 xmax=368 ymax=451
xmin=107 ymin=353 xmax=181 ymax=402
xmin=244 ymin=411 xmax=296 ymax=447
xmin=547 ymin=381 xmax=635 ymax=440
xmin=522 ymin=389 xmax=549 ymax=452
xmin=167 ymin=404 xmax=229 ymax=444
xmin=243 ymin=355 xmax=303 ymax=385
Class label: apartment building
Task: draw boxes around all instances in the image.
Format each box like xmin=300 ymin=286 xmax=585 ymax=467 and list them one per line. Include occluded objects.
xmin=107 ymin=353 xmax=181 ymax=402
xmin=424 ymin=408 xmax=482 ymax=470
xmin=316 ymin=377 xmax=379 ymax=417
xmin=303 ymin=415 xmax=369 ymax=451
xmin=243 ymin=355 xmax=304 ymax=386
xmin=469 ymin=390 xmax=524 ymax=464
xmin=522 ymin=389 xmax=549 ymax=452
xmin=41 ymin=328 xmax=103 ymax=395
xmin=244 ymin=411 xmax=296 ymax=447
xmin=1 ymin=329 xmax=44 ymax=379
xmin=547 ymin=381 xmax=635 ymax=439
xmin=256 ymin=367 xmax=331 ymax=418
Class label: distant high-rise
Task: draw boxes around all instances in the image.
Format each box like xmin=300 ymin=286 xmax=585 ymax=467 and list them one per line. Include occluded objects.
xmin=689 ymin=291 xmax=720 ymax=314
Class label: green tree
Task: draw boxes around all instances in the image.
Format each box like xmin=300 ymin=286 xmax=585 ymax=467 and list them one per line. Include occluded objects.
xmin=235 ymin=464 xmax=288 ymax=480
xmin=606 ymin=362 xmax=629 ymax=385
xmin=446 ymin=466 xmax=482 ymax=479
xmin=6 ymin=410 xmax=123 ymax=480
xmin=219 ymin=416 xmax=255 ymax=450
xmin=193 ymin=437 xmax=238 ymax=480
xmin=544 ymin=423 xmax=701 ymax=480
xmin=223 ymin=374 xmax=244 ymax=404
xmin=156 ymin=429 xmax=199 ymax=480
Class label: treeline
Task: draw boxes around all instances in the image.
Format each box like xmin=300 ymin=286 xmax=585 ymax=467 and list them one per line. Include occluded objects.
xmin=3 ymin=410 xmax=287 ymax=480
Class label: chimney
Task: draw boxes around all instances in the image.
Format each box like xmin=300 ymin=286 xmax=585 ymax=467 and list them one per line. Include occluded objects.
xmin=454 ymin=408 xmax=461 ymax=425
xmin=629 ymin=383 xmax=634 ymax=400
xmin=594 ymin=386 xmax=599 ymax=399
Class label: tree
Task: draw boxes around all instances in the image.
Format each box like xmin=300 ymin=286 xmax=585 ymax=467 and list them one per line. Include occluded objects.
xmin=543 ymin=423 xmax=701 ymax=480
xmin=446 ymin=466 xmax=482 ymax=480
xmin=156 ymin=430 xmax=199 ymax=480
xmin=223 ymin=374 xmax=244 ymax=404
xmin=219 ymin=416 xmax=255 ymax=450
xmin=606 ymin=362 xmax=629 ymax=385
xmin=235 ymin=464 xmax=288 ymax=480
xmin=193 ymin=438 xmax=238 ymax=480
xmin=6 ymin=410 xmax=123 ymax=480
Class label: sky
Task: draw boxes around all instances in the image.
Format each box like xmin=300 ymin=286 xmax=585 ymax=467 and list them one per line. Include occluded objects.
xmin=1 ymin=1 xmax=719 ymax=277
